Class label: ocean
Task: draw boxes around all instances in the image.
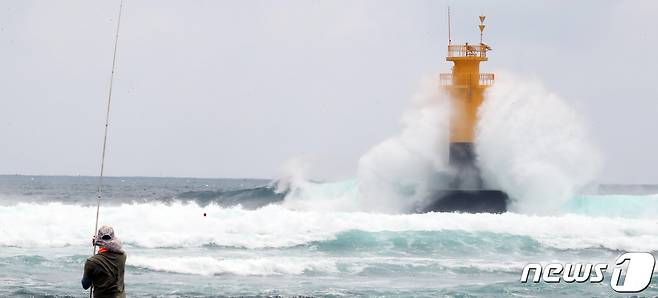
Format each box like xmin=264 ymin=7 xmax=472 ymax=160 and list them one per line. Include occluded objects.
xmin=0 ymin=175 xmax=657 ymax=297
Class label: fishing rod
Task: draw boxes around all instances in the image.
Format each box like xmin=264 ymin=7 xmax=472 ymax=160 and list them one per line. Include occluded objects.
xmin=91 ymin=0 xmax=123 ymax=296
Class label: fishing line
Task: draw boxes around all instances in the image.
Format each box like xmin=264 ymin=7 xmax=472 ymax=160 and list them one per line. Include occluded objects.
xmin=91 ymin=0 xmax=123 ymax=296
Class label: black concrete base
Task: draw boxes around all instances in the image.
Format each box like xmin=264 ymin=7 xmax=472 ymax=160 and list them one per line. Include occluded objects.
xmin=419 ymin=189 xmax=508 ymax=213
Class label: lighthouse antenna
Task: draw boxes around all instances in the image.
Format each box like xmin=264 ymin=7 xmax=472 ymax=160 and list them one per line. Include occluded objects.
xmin=447 ymin=6 xmax=452 ymax=45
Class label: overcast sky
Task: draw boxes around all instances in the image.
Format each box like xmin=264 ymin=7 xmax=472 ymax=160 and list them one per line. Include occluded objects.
xmin=1 ymin=0 xmax=656 ymax=183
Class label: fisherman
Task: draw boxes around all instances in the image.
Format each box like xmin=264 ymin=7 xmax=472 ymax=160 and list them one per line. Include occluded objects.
xmin=82 ymin=225 xmax=127 ymax=298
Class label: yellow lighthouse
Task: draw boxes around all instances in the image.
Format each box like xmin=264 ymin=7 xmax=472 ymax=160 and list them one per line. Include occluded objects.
xmin=421 ymin=14 xmax=507 ymax=213
xmin=440 ymin=15 xmax=493 ymax=189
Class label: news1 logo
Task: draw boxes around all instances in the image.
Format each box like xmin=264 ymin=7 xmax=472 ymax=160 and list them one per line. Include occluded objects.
xmin=520 ymin=252 xmax=656 ymax=293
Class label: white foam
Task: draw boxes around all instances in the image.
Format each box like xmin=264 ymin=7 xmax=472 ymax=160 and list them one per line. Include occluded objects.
xmin=128 ymin=255 xmax=524 ymax=276
xmin=0 ymin=202 xmax=656 ymax=252
xmin=129 ymin=255 xmax=337 ymax=276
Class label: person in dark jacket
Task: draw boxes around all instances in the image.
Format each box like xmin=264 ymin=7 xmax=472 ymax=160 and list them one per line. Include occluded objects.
xmin=82 ymin=225 xmax=127 ymax=298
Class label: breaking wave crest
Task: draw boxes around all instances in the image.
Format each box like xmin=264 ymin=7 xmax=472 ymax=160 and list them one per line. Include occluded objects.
xmin=126 ymin=255 xmax=529 ymax=277
xmin=1 ymin=201 xmax=656 ymax=252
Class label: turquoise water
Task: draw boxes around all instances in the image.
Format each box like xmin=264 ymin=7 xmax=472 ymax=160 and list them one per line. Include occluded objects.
xmin=0 ymin=176 xmax=656 ymax=297
xmin=565 ymin=194 xmax=658 ymax=217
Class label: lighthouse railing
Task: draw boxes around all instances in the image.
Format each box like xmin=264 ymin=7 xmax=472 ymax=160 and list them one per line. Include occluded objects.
xmin=447 ymin=44 xmax=488 ymax=58
xmin=479 ymin=73 xmax=494 ymax=85
xmin=439 ymin=73 xmax=494 ymax=86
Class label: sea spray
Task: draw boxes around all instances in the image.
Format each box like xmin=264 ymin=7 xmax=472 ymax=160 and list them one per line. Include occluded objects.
xmin=355 ymin=76 xmax=452 ymax=212
xmin=281 ymin=73 xmax=602 ymax=215
xmin=281 ymin=76 xmax=453 ymax=213
xmin=476 ymin=73 xmax=602 ymax=214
